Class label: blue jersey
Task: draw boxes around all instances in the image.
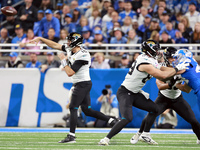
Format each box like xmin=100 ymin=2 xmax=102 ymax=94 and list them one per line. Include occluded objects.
xmin=181 ymin=58 xmax=200 ymax=94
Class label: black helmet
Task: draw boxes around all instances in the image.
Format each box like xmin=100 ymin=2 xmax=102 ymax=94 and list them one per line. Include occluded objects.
xmin=66 ymin=32 xmax=83 ymax=50
xmin=163 ymin=47 xmax=177 ymax=66
xmin=141 ymin=40 xmax=160 ymax=58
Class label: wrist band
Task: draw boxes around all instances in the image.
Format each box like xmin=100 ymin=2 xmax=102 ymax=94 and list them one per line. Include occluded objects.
xmin=168 ymin=82 xmax=172 ymax=89
xmin=61 ymin=59 xmax=67 ymax=67
xmin=174 ymin=67 xmax=178 ymax=73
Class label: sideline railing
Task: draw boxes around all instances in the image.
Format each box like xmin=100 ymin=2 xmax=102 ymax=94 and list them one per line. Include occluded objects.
xmin=0 ymin=43 xmax=199 ymax=56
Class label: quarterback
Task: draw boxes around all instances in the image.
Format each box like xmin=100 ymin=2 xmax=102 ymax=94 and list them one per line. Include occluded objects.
xmin=30 ymin=32 xmax=117 ymax=143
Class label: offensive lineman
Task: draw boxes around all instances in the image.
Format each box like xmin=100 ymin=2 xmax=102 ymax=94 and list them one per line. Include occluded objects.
xmin=98 ymin=40 xmax=190 ymax=146
xmin=29 ymin=32 xmax=117 ymax=143
xmin=130 ymin=47 xmax=200 ymax=145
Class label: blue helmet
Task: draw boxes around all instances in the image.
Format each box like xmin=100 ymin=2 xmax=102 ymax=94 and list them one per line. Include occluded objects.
xmin=172 ymin=49 xmax=193 ymax=66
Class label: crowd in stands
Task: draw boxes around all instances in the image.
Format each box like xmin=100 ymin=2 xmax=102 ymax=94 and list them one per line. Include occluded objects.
xmin=1 ymin=0 xmax=200 ymax=69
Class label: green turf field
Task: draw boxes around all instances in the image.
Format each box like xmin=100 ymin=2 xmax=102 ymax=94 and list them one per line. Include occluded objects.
xmin=0 ymin=132 xmax=199 ymax=150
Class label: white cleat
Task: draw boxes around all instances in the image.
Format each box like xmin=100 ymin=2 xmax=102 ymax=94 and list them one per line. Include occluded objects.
xmin=197 ymin=139 xmax=200 ymax=144
xmin=130 ymin=132 xmax=141 ymax=144
xmin=140 ymin=133 xmax=158 ymax=145
xmin=98 ymin=138 xmax=109 ymax=146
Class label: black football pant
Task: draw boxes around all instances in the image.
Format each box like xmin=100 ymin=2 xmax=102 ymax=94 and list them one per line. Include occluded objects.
xmin=69 ymin=81 xmax=110 ymax=133
xmin=139 ymin=92 xmax=200 ymax=140
xmin=106 ymin=86 xmax=159 ymax=139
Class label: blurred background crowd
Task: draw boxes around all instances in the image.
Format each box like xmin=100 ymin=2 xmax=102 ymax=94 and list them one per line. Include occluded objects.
xmin=0 ymin=0 xmax=200 ymax=69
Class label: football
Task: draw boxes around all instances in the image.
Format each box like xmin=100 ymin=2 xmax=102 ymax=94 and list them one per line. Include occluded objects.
xmin=1 ymin=6 xmax=17 ymax=16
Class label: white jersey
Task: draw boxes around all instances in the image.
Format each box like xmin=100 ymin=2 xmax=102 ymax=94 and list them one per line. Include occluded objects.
xmin=159 ymin=63 xmax=182 ymax=99
xmin=122 ymin=54 xmax=161 ymax=93
xmin=64 ymin=45 xmax=91 ymax=84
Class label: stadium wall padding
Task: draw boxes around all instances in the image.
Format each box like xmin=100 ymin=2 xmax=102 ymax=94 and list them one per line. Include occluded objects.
xmin=0 ymin=68 xmax=199 ymax=128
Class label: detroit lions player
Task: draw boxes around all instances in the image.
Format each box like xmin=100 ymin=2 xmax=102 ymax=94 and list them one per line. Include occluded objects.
xmin=29 ymin=32 xmax=117 ymax=143
xmin=98 ymin=40 xmax=190 ymax=146
xmin=130 ymin=47 xmax=200 ymax=145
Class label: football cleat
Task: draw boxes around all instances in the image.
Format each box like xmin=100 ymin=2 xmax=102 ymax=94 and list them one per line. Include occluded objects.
xmin=197 ymin=139 xmax=200 ymax=144
xmin=98 ymin=137 xmax=110 ymax=146
xmin=130 ymin=132 xmax=141 ymax=144
xmin=140 ymin=133 xmax=158 ymax=145
xmin=58 ymin=134 xmax=76 ymax=143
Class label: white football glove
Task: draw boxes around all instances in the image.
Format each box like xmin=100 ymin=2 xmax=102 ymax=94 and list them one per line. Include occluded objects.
xmin=175 ymin=60 xmax=190 ymax=71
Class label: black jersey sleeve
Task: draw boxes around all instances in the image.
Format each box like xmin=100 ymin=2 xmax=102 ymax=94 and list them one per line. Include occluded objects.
xmin=61 ymin=45 xmax=66 ymax=52
xmin=71 ymin=60 xmax=89 ymax=72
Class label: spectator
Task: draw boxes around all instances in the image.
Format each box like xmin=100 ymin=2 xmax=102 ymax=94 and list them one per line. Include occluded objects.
xmin=70 ymin=0 xmax=79 ymax=14
xmin=88 ymin=9 xmax=102 ymax=30
xmin=76 ymin=16 xmax=89 ymax=34
xmin=137 ymin=7 xmax=148 ymax=26
xmin=119 ymin=1 xmax=137 ymax=21
xmin=138 ymin=14 xmax=152 ymax=33
xmin=101 ymin=0 xmax=112 ymax=18
xmin=153 ymin=6 xmax=165 ymax=19
xmin=180 ymin=16 xmax=193 ymax=37
xmin=54 ymin=10 xmax=62 ymax=27
xmin=104 ymin=11 xmax=122 ymax=39
xmin=63 ymin=13 xmax=76 ymax=33
xmin=91 ymin=52 xmax=110 ymax=69
xmin=150 ymin=30 xmax=160 ymax=42
xmin=39 ymin=9 xmax=60 ymax=38
xmin=72 ymin=7 xmax=81 ymax=25
xmin=2 ymin=15 xmax=17 ymax=38
xmin=159 ymin=31 xmax=174 ymax=49
xmin=19 ymin=28 xmax=41 ymax=55
xmin=85 ymin=0 xmax=101 ymax=18
xmin=121 ymin=16 xmax=133 ymax=36
xmin=110 ymin=27 xmax=127 ymax=56
xmin=91 ymin=30 xmax=107 ymax=51
xmin=157 ymin=0 xmax=171 ymax=15
xmin=11 ymin=24 xmax=26 ymax=50
xmin=117 ymin=54 xmax=132 ymax=68
xmin=45 ymin=28 xmax=60 ymax=49
xmin=174 ymin=12 xmax=183 ymax=29
xmin=177 ymin=22 xmax=192 ymax=43
xmin=174 ymin=30 xmax=188 ymax=44
xmin=115 ymin=0 xmax=125 ymax=13
xmin=143 ymin=17 xmax=160 ymax=41
xmin=58 ymin=29 xmax=68 ymax=45
xmin=185 ymin=1 xmax=200 ymax=31
xmin=160 ymin=22 xmax=176 ymax=40
xmin=82 ymin=26 xmax=94 ymax=46
xmin=127 ymin=29 xmax=142 ymax=51
xmin=33 ymin=10 xmax=44 ymax=36
xmin=16 ymin=0 xmax=38 ymax=32
xmin=132 ymin=19 xmax=143 ymax=38
xmin=102 ymin=6 xmax=114 ymax=27
xmin=61 ymin=5 xmax=70 ymax=28
xmin=97 ymin=85 xmax=119 ymax=118
xmin=0 ymin=28 xmax=12 ymax=56
xmin=157 ymin=109 xmax=177 ymax=129
xmin=40 ymin=52 xmax=60 ymax=73
xmin=192 ymin=22 xmax=200 ymax=43
xmin=159 ymin=10 xmax=170 ymax=29
xmin=132 ymin=52 xmax=140 ymax=63
xmin=5 ymin=52 xmax=24 ymax=68
xmin=39 ymin=0 xmax=54 ymax=11
xmin=137 ymin=0 xmax=153 ymax=15
xmin=108 ymin=21 xmax=122 ymax=40
xmin=25 ymin=53 xmax=42 ymax=68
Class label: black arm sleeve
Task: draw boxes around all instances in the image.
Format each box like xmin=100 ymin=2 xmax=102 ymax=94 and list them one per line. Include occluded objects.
xmin=71 ymin=60 xmax=89 ymax=72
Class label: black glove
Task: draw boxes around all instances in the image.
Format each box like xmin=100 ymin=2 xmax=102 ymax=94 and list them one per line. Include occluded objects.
xmin=168 ymin=77 xmax=177 ymax=89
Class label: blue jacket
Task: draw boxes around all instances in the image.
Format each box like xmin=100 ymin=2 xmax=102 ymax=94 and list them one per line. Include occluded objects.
xmin=64 ymin=23 xmax=77 ymax=33
xmin=119 ymin=10 xmax=137 ymax=21
xmin=33 ymin=20 xmax=41 ymax=36
xmin=39 ymin=16 xmax=60 ymax=38
xmin=11 ymin=34 xmax=26 ymax=49
xmin=26 ymin=61 xmax=42 ymax=68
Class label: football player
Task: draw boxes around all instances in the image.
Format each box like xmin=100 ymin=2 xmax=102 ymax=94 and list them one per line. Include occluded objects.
xmin=130 ymin=47 xmax=200 ymax=145
xmin=98 ymin=40 xmax=190 ymax=145
xmin=29 ymin=32 xmax=117 ymax=143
